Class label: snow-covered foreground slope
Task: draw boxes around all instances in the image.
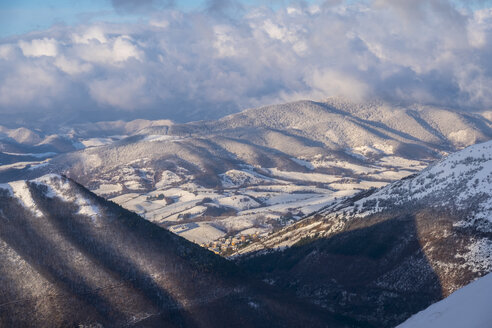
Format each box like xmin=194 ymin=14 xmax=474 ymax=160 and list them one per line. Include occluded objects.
xmin=0 ymin=174 xmax=347 ymax=328
xmin=397 ymin=272 xmax=492 ymax=328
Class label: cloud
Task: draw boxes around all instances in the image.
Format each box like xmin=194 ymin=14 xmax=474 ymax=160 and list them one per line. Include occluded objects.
xmin=0 ymin=63 xmax=67 ymax=109
xmin=72 ymin=26 xmax=108 ymax=44
xmin=54 ymin=56 xmax=92 ymax=75
xmin=205 ymin=0 xmax=244 ymax=17
xmin=89 ymin=75 xmax=149 ymax=109
xmin=1 ymin=1 xmax=492 ymax=125
xmin=73 ymin=34 xmax=142 ymax=64
xmin=18 ymin=38 xmax=58 ymax=57
xmin=307 ymin=69 xmax=371 ymax=101
xmin=0 ymin=44 xmax=15 ymax=60
xmin=111 ymin=0 xmax=175 ymax=13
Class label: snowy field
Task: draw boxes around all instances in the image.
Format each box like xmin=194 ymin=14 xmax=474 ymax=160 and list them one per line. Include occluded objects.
xmin=85 ymin=152 xmax=431 ymax=247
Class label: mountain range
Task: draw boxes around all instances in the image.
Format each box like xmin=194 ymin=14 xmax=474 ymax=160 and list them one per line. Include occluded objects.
xmin=2 ymin=98 xmax=492 ymax=252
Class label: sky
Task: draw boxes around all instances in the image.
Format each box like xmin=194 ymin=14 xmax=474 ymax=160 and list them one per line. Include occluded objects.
xmin=1 ymin=0 xmax=492 ymax=126
xmin=0 ymin=0 xmax=311 ymax=38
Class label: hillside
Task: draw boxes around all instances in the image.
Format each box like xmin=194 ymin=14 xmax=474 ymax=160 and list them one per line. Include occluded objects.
xmin=0 ymin=174 xmax=349 ymax=328
xmin=236 ymin=140 xmax=492 ymax=327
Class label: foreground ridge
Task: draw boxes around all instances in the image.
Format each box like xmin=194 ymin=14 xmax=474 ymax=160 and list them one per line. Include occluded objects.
xmin=0 ymin=174 xmax=349 ymax=328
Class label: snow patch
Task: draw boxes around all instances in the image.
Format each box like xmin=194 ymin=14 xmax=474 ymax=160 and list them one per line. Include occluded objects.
xmin=290 ymin=157 xmax=314 ymax=170
xmin=169 ymin=222 xmax=226 ymax=244
xmin=448 ymin=129 xmax=477 ymax=147
xmin=33 ymin=175 xmax=101 ymax=221
xmin=155 ymin=170 xmax=182 ymax=188
xmin=220 ymin=169 xmax=273 ymax=188
xmin=80 ymin=137 xmax=115 ymax=148
xmin=93 ymin=183 xmax=123 ymax=195
xmin=8 ymin=181 xmax=43 ymax=217
xmin=143 ymin=135 xmax=183 ymax=142
xmin=456 ymin=238 xmax=492 ymax=273
xmin=3 ymin=151 xmax=57 ymax=158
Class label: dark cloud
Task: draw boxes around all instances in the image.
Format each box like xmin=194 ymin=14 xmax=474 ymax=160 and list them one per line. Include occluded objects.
xmin=205 ymin=0 xmax=244 ymax=18
xmin=111 ymin=0 xmax=175 ymax=13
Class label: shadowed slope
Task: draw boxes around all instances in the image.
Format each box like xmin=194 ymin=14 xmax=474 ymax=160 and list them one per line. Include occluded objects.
xmin=0 ymin=175 xmax=350 ymax=328
xmin=238 ymin=212 xmax=447 ymax=327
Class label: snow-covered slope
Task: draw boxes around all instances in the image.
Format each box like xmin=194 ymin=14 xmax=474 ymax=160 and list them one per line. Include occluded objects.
xmin=397 ymin=272 xmax=492 ymax=328
xmin=0 ymin=119 xmax=174 ymax=179
xmin=235 ymin=141 xmax=492 ymax=327
xmin=214 ymin=98 xmax=491 ymax=151
xmin=349 ymin=140 xmax=492 ymax=225
xmin=241 ymin=140 xmax=492 ymax=255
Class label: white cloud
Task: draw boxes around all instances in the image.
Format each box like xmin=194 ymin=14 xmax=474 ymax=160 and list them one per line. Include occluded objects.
xmin=54 ymin=56 xmax=92 ymax=75
xmin=307 ymin=69 xmax=370 ymax=101
xmin=468 ymin=8 xmax=492 ymax=48
xmin=89 ymin=75 xmax=149 ymax=110
xmin=0 ymin=44 xmax=15 ymax=60
xmin=1 ymin=1 xmax=492 ymax=123
xmin=0 ymin=64 xmax=65 ymax=108
xmin=263 ymin=20 xmax=286 ymax=40
xmin=72 ymin=26 xmax=108 ymax=44
xmin=75 ymin=35 xmax=142 ymax=64
xmin=113 ymin=36 xmax=143 ymax=62
xmin=18 ymin=38 xmax=58 ymax=57
xmin=213 ymin=25 xmax=237 ymax=58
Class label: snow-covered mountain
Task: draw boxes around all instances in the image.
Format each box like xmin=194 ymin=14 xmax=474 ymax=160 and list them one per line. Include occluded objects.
xmin=240 ymin=140 xmax=492 ymax=255
xmin=235 ymin=140 xmax=492 ymax=327
xmin=0 ymin=126 xmax=75 ymax=152
xmin=397 ymin=272 xmax=492 ymax=328
xmin=0 ymin=174 xmax=346 ymax=328
xmin=0 ymin=119 xmax=174 ymax=183
xmin=2 ymin=98 xmax=492 ymax=252
xmin=0 ymin=126 xmax=81 ymax=182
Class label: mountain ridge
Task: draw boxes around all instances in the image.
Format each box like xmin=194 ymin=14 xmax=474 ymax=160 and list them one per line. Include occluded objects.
xmin=0 ymin=174 xmax=351 ymax=328
xmin=396 ymin=272 xmax=492 ymax=328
